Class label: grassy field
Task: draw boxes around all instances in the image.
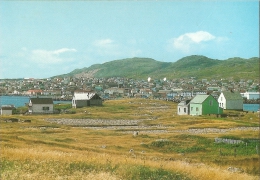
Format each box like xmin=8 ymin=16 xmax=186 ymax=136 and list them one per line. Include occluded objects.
xmin=1 ymin=98 xmax=259 ymax=180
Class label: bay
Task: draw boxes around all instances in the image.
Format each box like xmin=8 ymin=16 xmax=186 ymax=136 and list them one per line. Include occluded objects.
xmin=0 ymin=96 xmax=71 ymax=108
xmin=243 ymin=104 xmax=260 ymax=112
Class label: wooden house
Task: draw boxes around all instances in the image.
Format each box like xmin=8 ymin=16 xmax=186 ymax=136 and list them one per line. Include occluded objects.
xmin=189 ymin=95 xmax=223 ymax=116
xmin=28 ymin=97 xmax=54 ymax=114
xmin=72 ymin=92 xmax=102 ymax=108
xmin=218 ymin=91 xmax=243 ymax=110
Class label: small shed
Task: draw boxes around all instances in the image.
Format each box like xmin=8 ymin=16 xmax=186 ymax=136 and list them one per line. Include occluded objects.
xmin=1 ymin=105 xmax=14 ymax=115
xmin=28 ymin=97 xmax=54 ymax=114
xmin=72 ymin=92 xmax=102 ymax=108
xmin=177 ymin=100 xmax=190 ymax=115
xmin=190 ymin=95 xmax=223 ymax=116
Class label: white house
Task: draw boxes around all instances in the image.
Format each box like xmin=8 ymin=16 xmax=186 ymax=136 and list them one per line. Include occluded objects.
xmin=177 ymin=100 xmax=191 ymax=115
xmin=28 ymin=97 xmax=54 ymax=114
xmin=240 ymin=92 xmax=260 ymax=100
xmin=218 ymin=91 xmax=243 ymax=110
xmin=72 ymin=92 xmax=102 ymax=108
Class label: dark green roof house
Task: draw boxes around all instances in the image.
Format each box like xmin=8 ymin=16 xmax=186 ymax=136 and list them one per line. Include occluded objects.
xmin=218 ymin=91 xmax=243 ymax=110
xmin=28 ymin=97 xmax=54 ymax=114
xmin=189 ymin=95 xmax=223 ymax=116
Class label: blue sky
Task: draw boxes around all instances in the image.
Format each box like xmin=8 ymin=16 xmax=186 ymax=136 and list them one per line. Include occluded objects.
xmin=0 ymin=1 xmax=259 ymax=79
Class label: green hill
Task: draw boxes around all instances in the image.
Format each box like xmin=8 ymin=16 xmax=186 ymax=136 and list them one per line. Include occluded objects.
xmin=54 ymin=55 xmax=259 ymax=80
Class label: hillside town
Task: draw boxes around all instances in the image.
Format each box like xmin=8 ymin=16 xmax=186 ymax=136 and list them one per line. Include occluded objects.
xmin=0 ymin=76 xmax=259 ymax=101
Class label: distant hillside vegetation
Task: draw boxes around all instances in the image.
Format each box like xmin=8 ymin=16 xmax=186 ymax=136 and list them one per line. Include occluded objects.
xmin=54 ymin=55 xmax=259 ymax=80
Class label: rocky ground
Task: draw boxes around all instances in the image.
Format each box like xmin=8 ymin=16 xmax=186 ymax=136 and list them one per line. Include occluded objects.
xmin=45 ymin=118 xmax=259 ymax=135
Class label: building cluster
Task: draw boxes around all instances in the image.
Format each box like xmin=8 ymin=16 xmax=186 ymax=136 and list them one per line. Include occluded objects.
xmin=0 ymin=76 xmax=259 ymax=115
xmin=177 ymin=92 xmax=244 ymax=116
xmin=0 ymin=76 xmax=259 ymax=101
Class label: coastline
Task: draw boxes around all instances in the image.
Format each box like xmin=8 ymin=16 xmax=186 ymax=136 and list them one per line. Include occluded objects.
xmin=0 ymin=95 xmax=71 ymax=108
xmin=0 ymin=94 xmax=72 ymax=101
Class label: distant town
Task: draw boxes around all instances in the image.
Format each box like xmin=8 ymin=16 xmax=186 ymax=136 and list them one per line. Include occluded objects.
xmin=0 ymin=76 xmax=259 ymax=102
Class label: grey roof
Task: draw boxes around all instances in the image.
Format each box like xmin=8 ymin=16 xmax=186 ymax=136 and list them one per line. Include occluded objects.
xmin=222 ymin=91 xmax=243 ymax=100
xmin=178 ymin=101 xmax=186 ymax=106
xmin=1 ymin=105 xmax=14 ymax=110
xmin=190 ymin=95 xmax=209 ymax=104
xmin=30 ymin=98 xmax=53 ymax=104
xmin=178 ymin=100 xmax=191 ymax=106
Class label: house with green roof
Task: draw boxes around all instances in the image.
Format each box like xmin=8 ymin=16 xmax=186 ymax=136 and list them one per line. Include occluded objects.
xmin=218 ymin=91 xmax=243 ymax=110
xmin=28 ymin=97 xmax=54 ymax=114
xmin=189 ymin=95 xmax=223 ymax=116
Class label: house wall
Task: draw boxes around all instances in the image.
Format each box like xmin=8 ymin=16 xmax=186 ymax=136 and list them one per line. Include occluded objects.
xmin=32 ymin=104 xmax=54 ymax=114
xmin=73 ymin=99 xmax=102 ymax=108
xmin=177 ymin=105 xmax=189 ymax=115
xmin=190 ymin=104 xmax=202 ymax=115
xmin=202 ymin=96 xmax=223 ymax=114
xmin=90 ymin=99 xmax=102 ymax=106
xmin=74 ymin=100 xmax=89 ymax=108
xmin=1 ymin=109 xmax=12 ymax=115
xmin=226 ymin=100 xmax=243 ymax=110
xmin=218 ymin=93 xmax=226 ymax=109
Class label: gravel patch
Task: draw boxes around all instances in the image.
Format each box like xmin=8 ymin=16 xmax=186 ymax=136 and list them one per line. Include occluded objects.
xmin=172 ymin=127 xmax=259 ymax=134
xmin=46 ymin=118 xmax=144 ymax=126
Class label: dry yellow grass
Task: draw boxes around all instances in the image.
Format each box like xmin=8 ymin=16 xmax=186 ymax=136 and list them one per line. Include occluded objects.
xmin=1 ymin=146 xmax=258 ymax=180
xmin=1 ymin=98 xmax=259 ymax=179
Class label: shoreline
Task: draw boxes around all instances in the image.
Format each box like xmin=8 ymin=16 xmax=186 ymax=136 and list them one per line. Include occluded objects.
xmin=0 ymin=94 xmax=72 ymax=101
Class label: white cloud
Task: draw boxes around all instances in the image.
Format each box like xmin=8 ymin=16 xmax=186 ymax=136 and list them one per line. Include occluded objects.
xmin=169 ymin=31 xmax=216 ymax=53
xmin=93 ymin=39 xmax=121 ymax=56
xmin=184 ymin=31 xmax=215 ymax=43
xmin=53 ymin=48 xmax=77 ymax=55
xmin=90 ymin=38 xmax=143 ymax=59
xmin=94 ymin=39 xmax=114 ymax=47
xmin=30 ymin=48 xmax=77 ymax=64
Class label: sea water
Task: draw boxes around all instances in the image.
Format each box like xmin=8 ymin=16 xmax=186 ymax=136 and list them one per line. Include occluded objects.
xmin=0 ymin=96 xmax=71 ymax=108
xmin=243 ymin=104 xmax=260 ymax=112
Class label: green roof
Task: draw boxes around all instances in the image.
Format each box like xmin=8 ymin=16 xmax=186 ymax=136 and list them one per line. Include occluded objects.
xmin=190 ymin=95 xmax=209 ymax=103
xmin=222 ymin=91 xmax=243 ymax=100
xmin=30 ymin=98 xmax=53 ymax=104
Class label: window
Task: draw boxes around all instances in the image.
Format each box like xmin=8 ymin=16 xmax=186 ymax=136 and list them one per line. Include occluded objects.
xmin=184 ymin=108 xmax=186 ymax=113
xmin=196 ymin=107 xmax=199 ymax=111
xmin=179 ymin=108 xmax=180 ymax=112
xmin=42 ymin=107 xmax=49 ymax=111
xmin=191 ymin=107 xmax=193 ymax=111
xmin=209 ymin=100 xmax=213 ymax=106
